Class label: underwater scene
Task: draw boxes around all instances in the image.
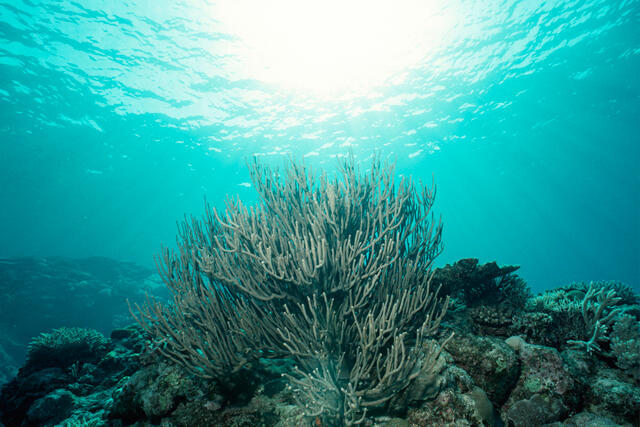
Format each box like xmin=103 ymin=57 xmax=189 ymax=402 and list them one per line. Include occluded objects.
xmin=0 ymin=0 xmax=639 ymax=426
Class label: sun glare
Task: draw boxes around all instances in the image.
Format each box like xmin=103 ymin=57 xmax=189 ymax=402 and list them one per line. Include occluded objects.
xmin=213 ymin=0 xmax=455 ymax=97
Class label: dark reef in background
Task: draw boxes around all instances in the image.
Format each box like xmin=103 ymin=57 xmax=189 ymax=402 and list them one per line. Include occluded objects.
xmin=0 ymin=257 xmax=638 ymax=426
xmin=0 ymin=256 xmax=167 ymax=386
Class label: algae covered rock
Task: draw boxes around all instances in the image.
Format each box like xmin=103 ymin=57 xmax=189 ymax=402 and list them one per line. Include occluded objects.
xmin=501 ymin=341 xmax=579 ymax=425
xmin=405 ymin=363 xmax=497 ymax=426
xmin=445 ymin=332 xmax=520 ymax=405
xmin=504 ymin=393 xmax=568 ymax=426
xmin=110 ymin=362 xmax=202 ymax=420
xmin=557 ymin=411 xmax=630 ymax=427
xmin=26 ymin=388 xmax=75 ymax=425
xmin=585 ymin=372 xmax=640 ymax=425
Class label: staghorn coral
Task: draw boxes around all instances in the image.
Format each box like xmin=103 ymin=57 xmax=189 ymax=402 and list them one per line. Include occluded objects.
xmin=554 ymin=281 xmax=638 ymax=307
xmin=523 ymin=281 xmax=632 ymax=353
xmin=566 ymin=282 xmax=622 ymax=353
xmin=131 ymin=156 xmax=450 ymax=425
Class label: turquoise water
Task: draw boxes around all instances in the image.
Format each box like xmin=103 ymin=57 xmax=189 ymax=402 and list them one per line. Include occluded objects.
xmin=0 ymin=0 xmax=638 ymax=292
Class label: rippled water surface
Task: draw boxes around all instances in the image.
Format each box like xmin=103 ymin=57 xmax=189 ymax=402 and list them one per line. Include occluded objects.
xmin=1 ymin=0 xmax=638 ymax=290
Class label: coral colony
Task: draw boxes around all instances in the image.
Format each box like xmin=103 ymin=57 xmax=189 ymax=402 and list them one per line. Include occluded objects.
xmin=1 ymin=158 xmax=639 ymax=426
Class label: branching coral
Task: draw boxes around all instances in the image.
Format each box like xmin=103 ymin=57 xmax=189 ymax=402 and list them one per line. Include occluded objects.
xmin=131 ymin=156 xmax=450 ymax=425
xmin=26 ymin=327 xmax=109 ymax=372
xmin=525 ymin=281 xmax=626 ymax=353
xmin=567 ymin=282 xmax=622 ymax=353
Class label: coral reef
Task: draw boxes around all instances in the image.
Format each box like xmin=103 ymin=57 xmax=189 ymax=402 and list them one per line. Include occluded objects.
xmin=432 ymin=258 xmax=531 ymax=310
xmin=432 ymin=258 xmax=532 ymax=338
xmin=132 ymin=156 xmax=449 ymax=425
xmin=1 ymin=273 xmax=639 ymax=426
xmin=444 ymin=332 xmax=520 ymax=405
xmin=521 ymin=280 xmax=633 ymax=353
xmin=0 ymin=326 xmax=143 ymax=426
xmin=502 ymin=342 xmax=579 ymax=425
xmin=0 ymin=160 xmax=639 ymax=426
xmin=0 ymin=256 xmax=166 ymax=387
xmin=25 ymin=327 xmax=110 ymax=373
xmin=609 ymin=314 xmax=640 ymax=382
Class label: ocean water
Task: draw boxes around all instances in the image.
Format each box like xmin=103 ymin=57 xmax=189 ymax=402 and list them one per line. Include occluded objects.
xmin=0 ymin=0 xmax=638 ymax=293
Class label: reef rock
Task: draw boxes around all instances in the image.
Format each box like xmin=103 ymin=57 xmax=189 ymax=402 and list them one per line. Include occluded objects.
xmin=501 ymin=341 xmax=579 ymax=425
xmin=445 ymin=331 xmax=520 ymax=405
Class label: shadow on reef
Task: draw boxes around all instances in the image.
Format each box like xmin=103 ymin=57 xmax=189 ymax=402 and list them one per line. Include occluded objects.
xmin=0 ymin=258 xmax=638 ymax=426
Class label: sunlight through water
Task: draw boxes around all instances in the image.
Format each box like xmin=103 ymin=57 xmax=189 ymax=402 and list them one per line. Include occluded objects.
xmin=0 ymin=0 xmax=638 ymax=292
xmin=212 ymin=0 xmax=457 ymax=97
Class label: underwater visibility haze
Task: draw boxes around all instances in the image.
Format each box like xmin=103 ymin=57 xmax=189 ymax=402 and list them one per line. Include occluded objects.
xmin=0 ymin=0 xmax=638 ymax=291
xmin=1 ymin=0 xmax=640 ymax=426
